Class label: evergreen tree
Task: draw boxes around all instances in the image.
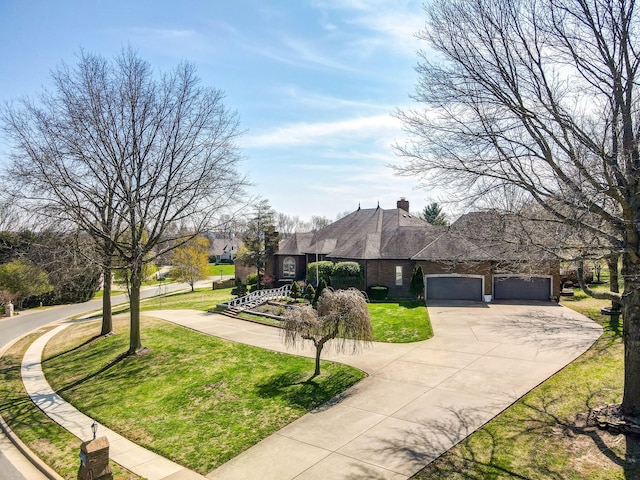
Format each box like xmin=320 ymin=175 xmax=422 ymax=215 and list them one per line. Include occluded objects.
xmin=312 ymin=279 xmax=327 ymax=308
xmin=304 ymin=284 xmax=315 ymax=301
xmin=410 ymin=265 xmax=425 ymax=300
xmin=238 ymin=199 xmax=281 ymax=290
xmin=290 ymin=281 xmax=301 ymax=299
xmin=422 ymin=203 xmax=448 ymax=226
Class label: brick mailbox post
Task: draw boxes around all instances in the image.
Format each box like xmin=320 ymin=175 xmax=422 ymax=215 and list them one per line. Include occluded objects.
xmin=78 ymin=436 xmax=112 ymax=480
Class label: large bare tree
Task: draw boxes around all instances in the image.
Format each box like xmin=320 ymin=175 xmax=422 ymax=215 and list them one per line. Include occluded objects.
xmin=395 ymin=0 xmax=640 ymax=416
xmin=3 ymin=48 xmax=245 ymax=354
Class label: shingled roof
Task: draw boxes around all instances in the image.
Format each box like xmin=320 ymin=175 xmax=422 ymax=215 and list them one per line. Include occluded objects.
xmin=276 ymin=205 xmax=444 ymax=260
xmin=276 ymin=203 xmax=554 ymax=264
xmin=449 ymin=211 xmax=554 ymax=262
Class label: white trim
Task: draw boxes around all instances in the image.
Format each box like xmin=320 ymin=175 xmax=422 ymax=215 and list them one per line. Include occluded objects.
xmin=424 ymin=274 xmax=485 ymax=301
xmin=492 ymin=274 xmax=553 ymax=300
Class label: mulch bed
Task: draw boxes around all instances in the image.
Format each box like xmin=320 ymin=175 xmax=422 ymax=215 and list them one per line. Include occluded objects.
xmin=588 ymin=404 xmax=640 ymax=435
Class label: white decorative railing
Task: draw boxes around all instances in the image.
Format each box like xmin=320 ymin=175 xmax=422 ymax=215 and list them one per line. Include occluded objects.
xmin=218 ymin=284 xmax=292 ymax=310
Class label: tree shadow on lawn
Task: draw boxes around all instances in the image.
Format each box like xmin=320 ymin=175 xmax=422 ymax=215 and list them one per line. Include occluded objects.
xmin=400 ymin=389 xmax=640 ymax=480
xmin=254 ymin=370 xmax=357 ymax=411
xmin=40 ymin=336 xmax=148 ymax=398
xmin=0 ymin=354 xmax=67 ymax=433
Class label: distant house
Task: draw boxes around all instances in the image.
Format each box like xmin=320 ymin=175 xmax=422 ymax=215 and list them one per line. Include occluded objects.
xmin=209 ymin=237 xmax=242 ymax=263
xmin=270 ymin=198 xmax=560 ymax=301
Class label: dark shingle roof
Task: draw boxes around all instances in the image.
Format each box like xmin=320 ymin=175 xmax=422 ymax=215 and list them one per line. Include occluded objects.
xmin=449 ymin=211 xmax=553 ymax=261
xmin=412 ymin=232 xmax=490 ymax=261
xmin=276 ymin=207 xmax=553 ymax=263
xmin=276 ymin=207 xmax=443 ymax=260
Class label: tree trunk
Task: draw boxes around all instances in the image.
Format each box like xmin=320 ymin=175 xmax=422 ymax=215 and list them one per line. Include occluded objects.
xmin=608 ymin=254 xmax=621 ymax=312
xmin=128 ymin=262 xmax=143 ymax=354
xmin=622 ymin=256 xmax=640 ymax=417
xmin=314 ymin=343 xmax=323 ymax=377
xmin=100 ymin=265 xmax=113 ymax=336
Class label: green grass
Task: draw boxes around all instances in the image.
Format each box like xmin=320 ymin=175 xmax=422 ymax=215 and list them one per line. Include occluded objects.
xmin=0 ymin=333 xmax=143 ymax=480
xmin=230 ymin=299 xmax=433 ymax=343
xmin=93 ymin=289 xmax=125 ymax=299
xmin=42 ymin=315 xmax=365 ymax=474
xmin=368 ymin=301 xmax=433 ymax=342
xmin=411 ymin=287 xmax=632 ymax=480
xmin=208 ymin=263 xmax=235 ymax=277
xmin=237 ymin=311 xmax=283 ymax=327
xmin=111 ymin=287 xmax=234 ymax=315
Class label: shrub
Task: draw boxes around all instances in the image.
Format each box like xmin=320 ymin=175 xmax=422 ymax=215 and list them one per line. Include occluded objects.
xmin=330 ymin=261 xmax=363 ymax=289
xmin=231 ymin=278 xmax=247 ymax=297
xmin=410 ymin=265 xmax=425 ymax=299
xmin=247 ymin=273 xmax=259 ymax=285
xmin=306 ymin=261 xmax=334 ymax=285
xmin=290 ymin=281 xmax=301 ymax=298
xmin=304 ymin=284 xmax=315 ymax=301
xmin=312 ymin=279 xmax=327 ymax=308
xmin=367 ymin=285 xmax=389 ymax=301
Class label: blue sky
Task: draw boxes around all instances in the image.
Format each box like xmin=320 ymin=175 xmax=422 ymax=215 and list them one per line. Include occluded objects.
xmin=0 ymin=1 xmax=434 ymax=221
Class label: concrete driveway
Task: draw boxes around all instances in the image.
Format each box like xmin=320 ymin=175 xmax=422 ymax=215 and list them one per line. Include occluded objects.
xmin=148 ymin=301 xmax=602 ymax=480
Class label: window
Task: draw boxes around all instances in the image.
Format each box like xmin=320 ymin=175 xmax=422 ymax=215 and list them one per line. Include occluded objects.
xmin=395 ymin=266 xmax=403 ymax=286
xmin=283 ymin=257 xmax=296 ymax=278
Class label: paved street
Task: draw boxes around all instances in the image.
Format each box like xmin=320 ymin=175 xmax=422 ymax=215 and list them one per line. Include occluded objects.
xmin=0 ymin=280 xmax=205 ymax=480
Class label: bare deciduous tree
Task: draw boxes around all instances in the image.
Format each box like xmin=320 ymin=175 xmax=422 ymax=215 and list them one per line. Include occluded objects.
xmin=3 ymin=48 xmax=246 ymax=354
xmin=394 ymin=0 xmax=640 ymax=416
xmin=283 ymin=288 xmax=372 ymax=377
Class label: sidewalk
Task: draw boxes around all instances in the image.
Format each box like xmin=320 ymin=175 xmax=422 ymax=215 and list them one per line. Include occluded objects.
xmin=21 ymin=325 xmax=206 ymax=480
xmin=20 ymin=302 xmax=602 ymax=480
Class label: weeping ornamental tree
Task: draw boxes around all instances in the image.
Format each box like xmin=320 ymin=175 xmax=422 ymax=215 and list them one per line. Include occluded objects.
xmin=3 ymin=49 xmax=245 ymax=354
xmin=395 ymin=0 xmax=640 ymax=417
xmin=283 ymin=289 xmax=373 ymax=377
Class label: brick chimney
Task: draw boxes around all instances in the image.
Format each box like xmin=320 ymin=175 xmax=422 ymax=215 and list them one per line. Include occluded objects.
xmin=397 ymin=198 xmax=409 ymax=212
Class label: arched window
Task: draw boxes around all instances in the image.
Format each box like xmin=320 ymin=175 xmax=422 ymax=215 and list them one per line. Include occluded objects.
xmin=283 ymin=257 xmax=296 ymax=278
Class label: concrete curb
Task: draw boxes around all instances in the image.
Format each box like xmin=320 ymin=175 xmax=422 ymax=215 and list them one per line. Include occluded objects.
xmin=0 ymin=328 xmax=65 ymax=480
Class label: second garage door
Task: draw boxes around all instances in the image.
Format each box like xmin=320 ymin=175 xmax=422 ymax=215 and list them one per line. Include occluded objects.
xmin=493 ymin=276 xmax=551 ymax=301
xmin=425 ymin=276 xmax=483 ymax=301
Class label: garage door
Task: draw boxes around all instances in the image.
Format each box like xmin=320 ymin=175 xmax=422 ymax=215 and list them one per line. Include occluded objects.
xmin=426 ymin=276 xmax=483 ymax=301
xmin=493 ymin=276 xmax=551 ymax=301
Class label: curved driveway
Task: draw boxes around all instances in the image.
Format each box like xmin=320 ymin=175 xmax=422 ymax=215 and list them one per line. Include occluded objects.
xmin=147 ymin=301 xmax=602 ymax=480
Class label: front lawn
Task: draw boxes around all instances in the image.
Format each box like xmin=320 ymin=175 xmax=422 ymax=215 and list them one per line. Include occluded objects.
xmin=0 ymin=333 xmax=140 ymax=480
xmin=42 ymin=315 xmax=365 ymax=474
xmin=208 ymin=263 xmax=235 ymax=277
xmin=411 ymin=288 xmax=633 ymax=479
xmin=368 ymin=300 xmax=433 ymax=342
xmin=111 ymin=287 xmax=234 ymax=315
xmin=233 ymin=299 xmax=433 ymax=343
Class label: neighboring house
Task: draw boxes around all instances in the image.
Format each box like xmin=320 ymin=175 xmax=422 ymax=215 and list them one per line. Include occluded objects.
xmin=209 ymin=237 xmax=242 ymax=263
xmin=271 ymin=198 xmax=560 ymax=301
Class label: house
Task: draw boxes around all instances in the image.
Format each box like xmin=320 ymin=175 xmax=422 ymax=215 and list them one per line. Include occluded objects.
xmin=271 ymin=199 xmax=560 ymax=301
xmin=209 ymin=237 xmax=242 ymax=263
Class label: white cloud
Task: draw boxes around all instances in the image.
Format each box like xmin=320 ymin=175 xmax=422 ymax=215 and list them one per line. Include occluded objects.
xmin=243 ymin=114 xmax=401 ymax=148
xmin=310 ymin=0 xmax=425 ymax=56
xmin=275 ymin=85 xmax=394 ymax=112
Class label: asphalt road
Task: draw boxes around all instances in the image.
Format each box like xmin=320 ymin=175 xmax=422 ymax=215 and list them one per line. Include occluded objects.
xmin=0 ymin=280 xmax=211 ymax=479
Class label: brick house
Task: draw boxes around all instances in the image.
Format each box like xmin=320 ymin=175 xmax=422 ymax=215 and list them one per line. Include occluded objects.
xmin=270 ymin=199 xmax=560 ymax=302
